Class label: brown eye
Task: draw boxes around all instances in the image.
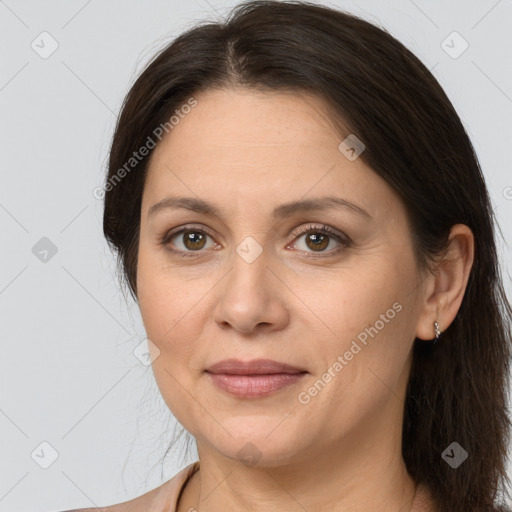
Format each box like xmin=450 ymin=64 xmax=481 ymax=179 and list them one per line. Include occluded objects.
xmin=304 ymin=232 xmax=330 ymax=252
xmin=181 ymin=231 xmax=207 ymax=251
xmin=161 ymin=227 xmax=217 ymax=254
xmin=160 ymin=223 xmax=350 ymax=258
xmin=291 ymin=224 xmax=349 ymax=256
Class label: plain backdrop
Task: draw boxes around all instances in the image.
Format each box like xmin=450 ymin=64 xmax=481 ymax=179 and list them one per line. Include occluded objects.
xmin=0 ymin=0 xmax=511 ymax=510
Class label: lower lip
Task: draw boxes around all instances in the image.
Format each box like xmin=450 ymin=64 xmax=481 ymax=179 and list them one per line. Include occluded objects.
xmin=206 ymin=372 xmax=307 ymax=398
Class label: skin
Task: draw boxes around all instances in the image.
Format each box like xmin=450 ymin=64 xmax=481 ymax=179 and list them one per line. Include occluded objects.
xmin=135 ymin=87 xmax=474 ymax=512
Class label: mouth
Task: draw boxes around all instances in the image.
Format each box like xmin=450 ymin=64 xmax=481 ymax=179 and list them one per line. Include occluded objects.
xmin=205 ymin=358 xmax=308 ymax=398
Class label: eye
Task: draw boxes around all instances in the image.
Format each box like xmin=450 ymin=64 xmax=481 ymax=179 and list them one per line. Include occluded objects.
xmin=159 ymin=223 xmax=351 ymax=258
xmin=288 ymin=223 xmax=351 ymax=257
xmin=159 ymin=224 xmax=218 ymax=256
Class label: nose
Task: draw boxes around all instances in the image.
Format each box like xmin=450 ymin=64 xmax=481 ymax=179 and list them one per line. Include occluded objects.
xmin=213 ymin=246 xmax=290 ymax=335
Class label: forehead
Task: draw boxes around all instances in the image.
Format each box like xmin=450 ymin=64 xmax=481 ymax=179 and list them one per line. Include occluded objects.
xmin=143 ymin=87 xmax=400 ymax=224
xmin=150 ymin=87 xmax=341 ymax=161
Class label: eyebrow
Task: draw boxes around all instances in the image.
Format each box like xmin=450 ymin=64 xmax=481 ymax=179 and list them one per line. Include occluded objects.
xmin=147 ymin=195 xmax=372 ymax=220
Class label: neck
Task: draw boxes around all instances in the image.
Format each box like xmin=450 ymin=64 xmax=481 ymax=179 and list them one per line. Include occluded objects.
xmin=178 ymin=426 xmax=417 ymax=512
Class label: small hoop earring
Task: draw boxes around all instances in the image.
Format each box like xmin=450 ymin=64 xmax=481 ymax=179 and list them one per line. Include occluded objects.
xmin=434 ymin=321 xmax=441 ymax=342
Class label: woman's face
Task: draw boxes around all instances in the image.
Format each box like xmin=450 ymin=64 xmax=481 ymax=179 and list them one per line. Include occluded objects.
xmin=137 ymin=88 xmax=427 ymax=467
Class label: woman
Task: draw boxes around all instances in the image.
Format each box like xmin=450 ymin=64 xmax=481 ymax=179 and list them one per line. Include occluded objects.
xmin=61 ymin=1 xmax=512 ymax=511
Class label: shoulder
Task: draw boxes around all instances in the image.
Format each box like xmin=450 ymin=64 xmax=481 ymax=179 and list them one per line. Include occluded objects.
xmin=54 ymin=496 xmax=148 ymax=512
xmin=56 ymin=509 xmax=116 ymax=512
xmin=54 ymin=504 xmax=138 ymax=512
xmin=55 ymin=461 xmax=200 ymax=512
xmin=56 ymin=508 xmax=103 ymax=512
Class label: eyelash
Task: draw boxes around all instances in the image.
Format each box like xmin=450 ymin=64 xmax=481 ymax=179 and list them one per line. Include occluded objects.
xmin=159 ymin=223 xmax=352 ymax=259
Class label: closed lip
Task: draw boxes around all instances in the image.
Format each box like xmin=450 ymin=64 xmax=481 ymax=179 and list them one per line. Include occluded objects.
xmin=205 ymin=358 xmax=307 ymax=375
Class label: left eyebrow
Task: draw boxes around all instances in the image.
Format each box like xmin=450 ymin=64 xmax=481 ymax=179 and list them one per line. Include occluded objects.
xmin=272 ymin=196 xmax=372 ymax=219
xmin=147 ymin=195 xmax=372 ymax=220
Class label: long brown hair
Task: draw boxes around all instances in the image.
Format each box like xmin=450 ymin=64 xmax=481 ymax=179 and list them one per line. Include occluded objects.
xmin=102 ymin=2 xmax=512 ymax=510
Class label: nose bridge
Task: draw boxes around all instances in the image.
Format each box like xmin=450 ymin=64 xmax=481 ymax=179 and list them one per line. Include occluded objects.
xmin=227 ymin=235 xmax=270 ymax=303
xmin=214 ymin=235 xmax=287 ymax=333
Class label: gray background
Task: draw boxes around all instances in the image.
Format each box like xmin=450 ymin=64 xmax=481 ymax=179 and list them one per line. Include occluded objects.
xmin=1 ymin=0 xmax=511 ymax=510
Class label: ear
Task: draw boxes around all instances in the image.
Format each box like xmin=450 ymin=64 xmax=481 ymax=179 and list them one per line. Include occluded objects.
xmin=415 ymin=224 xmax=475 ymax=341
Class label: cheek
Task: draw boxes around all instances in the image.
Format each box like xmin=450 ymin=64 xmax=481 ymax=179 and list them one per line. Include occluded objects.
xmin=293 ymin=284 xmax=413 ymax=443
xmin=136 ymin=248 xmax=200 ymax=364
xmin=305 ymin=265 xmax=403 ymax=343
xmin=136 ymin=250 xmax=205 ymax=428
xmin=303 ymin=263 xmax=413 ymax=392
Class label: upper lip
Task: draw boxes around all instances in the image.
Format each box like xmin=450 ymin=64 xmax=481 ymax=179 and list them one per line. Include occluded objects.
xmin=206 ymin=358 xmax=307 ymax=375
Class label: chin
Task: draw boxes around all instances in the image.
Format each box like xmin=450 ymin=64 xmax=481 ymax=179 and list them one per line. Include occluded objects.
xmin=201 ymin=421 xmax=310 ymax=468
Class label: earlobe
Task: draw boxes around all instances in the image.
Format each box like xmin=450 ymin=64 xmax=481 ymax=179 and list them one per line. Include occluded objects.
xmin=414 ymin=224 xmax=475 ymax=341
